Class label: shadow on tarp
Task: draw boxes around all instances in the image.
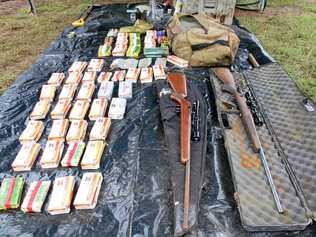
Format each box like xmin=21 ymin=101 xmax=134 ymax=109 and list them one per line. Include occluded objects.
xmin=0 ymin=4 xmax=315 ymax=237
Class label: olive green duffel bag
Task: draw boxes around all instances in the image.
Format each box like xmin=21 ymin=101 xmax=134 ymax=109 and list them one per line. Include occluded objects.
xmin=167 ymin=13 xmax=240 ymax=67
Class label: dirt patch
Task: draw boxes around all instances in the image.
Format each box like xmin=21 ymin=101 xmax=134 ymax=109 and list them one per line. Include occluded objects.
xmin=235 ymin=5 xmax=303 ymax=17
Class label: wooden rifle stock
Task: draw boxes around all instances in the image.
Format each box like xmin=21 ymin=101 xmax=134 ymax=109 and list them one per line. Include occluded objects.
xmin=168 ymin=72 xmax=188 ymax=98
xmin=170 ymin=94 xmax=191 ymax=164
xmin=248 ymin=53 xmax=260 ymax=68
xmin=212 ymin=67 xmax=261 ymax=152
xmin=167 ymin=72 xmax=192 ymax=230
xmin=168 ymin=73 xmax=192 ymax=163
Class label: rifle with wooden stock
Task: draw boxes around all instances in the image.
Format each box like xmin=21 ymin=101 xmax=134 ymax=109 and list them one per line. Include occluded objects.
xmin=167 ymin=72 xmax=192 ymax=231
xmin=212 ymin=67 xmax=284 ymax=214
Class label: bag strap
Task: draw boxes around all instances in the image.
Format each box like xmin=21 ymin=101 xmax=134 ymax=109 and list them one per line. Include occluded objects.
xmin=191 ymin=40 xmax=229 ymax=51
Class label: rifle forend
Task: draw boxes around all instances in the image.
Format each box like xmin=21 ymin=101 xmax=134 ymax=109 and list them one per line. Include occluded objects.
xmin=168 ymin=72 xmax=191 ymax=164
xmin=170 ymin=93 xmax=192 ymax=164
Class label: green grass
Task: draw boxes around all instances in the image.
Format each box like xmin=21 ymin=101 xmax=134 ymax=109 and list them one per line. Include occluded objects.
xmin=0 ymin=0 xmax=92 ymax=94
xmin=238 ymin=0 xmax=316 ymax=101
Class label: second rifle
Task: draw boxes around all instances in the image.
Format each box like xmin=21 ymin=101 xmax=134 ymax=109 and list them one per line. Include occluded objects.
xmin=212 ymin=67 xmax=284 ymax=214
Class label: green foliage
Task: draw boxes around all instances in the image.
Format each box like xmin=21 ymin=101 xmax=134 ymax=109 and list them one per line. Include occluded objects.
xmin=0 ymin=0 xmax=91 ymax=94
xmin=239 ymin=1 xmax=316 ymax=101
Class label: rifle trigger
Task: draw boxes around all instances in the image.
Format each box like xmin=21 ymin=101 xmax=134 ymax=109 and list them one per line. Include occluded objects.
xmin=221 ymin=112 xmax=231 ymax=129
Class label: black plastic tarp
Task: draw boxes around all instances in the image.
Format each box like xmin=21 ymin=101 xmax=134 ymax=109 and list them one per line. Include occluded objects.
xmin=0 ymin=4 xmax=315 ymax=237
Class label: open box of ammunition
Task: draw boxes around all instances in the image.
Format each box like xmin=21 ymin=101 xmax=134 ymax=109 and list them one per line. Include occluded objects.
xmin=104 ymin=36 xmax=114 ymax=45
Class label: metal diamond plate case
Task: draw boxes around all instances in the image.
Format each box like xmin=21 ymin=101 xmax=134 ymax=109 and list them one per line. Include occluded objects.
xmin=210 ymin=67 xmax=310 ymax=231
xmin=243 ymin=63 xmax=316 ymax=219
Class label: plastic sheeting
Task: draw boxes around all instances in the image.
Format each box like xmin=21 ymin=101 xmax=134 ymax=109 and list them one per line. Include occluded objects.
xmin=232 ymin=17 xmax=275 ymax=67
xmin=0 ymin=4 xmax=315 ymax=237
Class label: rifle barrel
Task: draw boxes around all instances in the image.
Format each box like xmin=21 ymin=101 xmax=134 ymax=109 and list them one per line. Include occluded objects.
xmin=183 ymin=159 xmax=190 ymax=230
xmin=259 ymin=148 xmax=284 ymax=214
